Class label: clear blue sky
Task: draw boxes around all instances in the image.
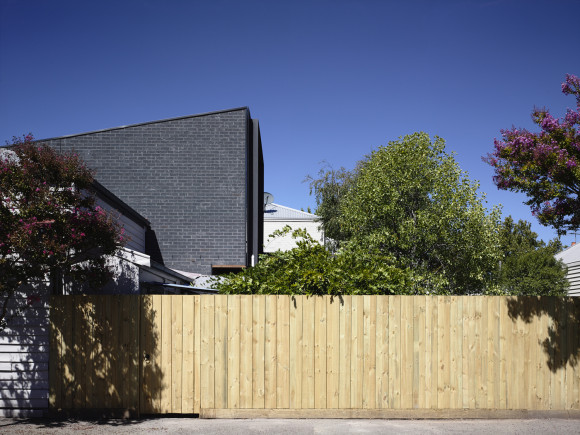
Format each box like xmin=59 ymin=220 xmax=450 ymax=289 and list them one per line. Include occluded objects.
xmin=1 ymin=0 xmax=579 ymax=245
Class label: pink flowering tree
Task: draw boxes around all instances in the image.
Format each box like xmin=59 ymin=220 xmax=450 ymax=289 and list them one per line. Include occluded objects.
xmin=0 ymin=135 xmax=125 ymax=329
xmin=486 ymin=74 xmax=580 ymax=235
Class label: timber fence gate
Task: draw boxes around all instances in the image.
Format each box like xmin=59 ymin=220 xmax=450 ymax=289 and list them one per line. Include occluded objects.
xmin=49 ymin=295 xmax=580 ymax=415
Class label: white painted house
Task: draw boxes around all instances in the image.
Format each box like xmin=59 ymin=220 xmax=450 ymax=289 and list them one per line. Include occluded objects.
xmin=555 ymin=243 xmax=580 ymax=296
xmin=263 ymin=203 xmax=324 ymax=252
xmin=0 ymin=284 xmax=50 ymax=417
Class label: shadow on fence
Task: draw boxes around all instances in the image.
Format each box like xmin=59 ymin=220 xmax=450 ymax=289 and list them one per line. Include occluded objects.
xmin=507 ymin=297 xmax=580 ymax=372
xmin=45 ymin=294 xmax=580 ymax=414
xmin=50 ymin=295 xmax=163 ymax=417
xmin=0 ymin=282 xmax=51 ymax=415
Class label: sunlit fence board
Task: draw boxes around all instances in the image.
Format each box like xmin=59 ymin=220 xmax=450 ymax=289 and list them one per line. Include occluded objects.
xmin=264 ymin=295 xmax=277 ymax=409
xmin=182 ymin=296 xmax=195 ymax=413
xmin=49 ymin=295 xmax=580 ymax=415
xmin=239 ymin=295 xmax=252 ymax=409
xmin=276 ymin=295 xmax=290 ymax=408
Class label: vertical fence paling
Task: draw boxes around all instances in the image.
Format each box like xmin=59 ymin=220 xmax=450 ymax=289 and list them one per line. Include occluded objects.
xmin=49 ymin=295 xmax=580 ymax=412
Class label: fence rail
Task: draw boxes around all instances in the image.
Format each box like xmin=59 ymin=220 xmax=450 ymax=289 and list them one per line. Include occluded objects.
xmin=49 ymin=295 xmax=580 ymax=414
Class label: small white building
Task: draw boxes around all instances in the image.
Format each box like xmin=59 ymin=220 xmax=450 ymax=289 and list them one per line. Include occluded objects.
xmin=263 ymin=203 xmax=324 ymax=252
xmin=555 ymin=243 xmax=580 ymax=296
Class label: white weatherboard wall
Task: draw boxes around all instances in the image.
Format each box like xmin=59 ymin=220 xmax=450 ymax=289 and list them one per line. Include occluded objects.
xmin=564 ymin=261 xmax=580 ymax=296
xmin=96 ymin=197 xmax=147 ymax=253
xmin=264 ymin=220 xmax=324 ymax=252
xmin=555 ymin=244 xmax=580 ymax=296
xmin=263 ymin=203 xmax=324 ymax=253
xmin=0 ymin=285 xmax=49 ymax=417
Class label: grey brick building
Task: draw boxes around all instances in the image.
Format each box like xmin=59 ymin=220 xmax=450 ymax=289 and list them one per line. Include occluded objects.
xmin=43 ymin=107 xmax=264 ymax=275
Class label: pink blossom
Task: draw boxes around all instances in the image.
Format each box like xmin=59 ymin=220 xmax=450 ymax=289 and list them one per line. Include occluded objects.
xmin=540 ymin=114 xmax=559 ymax=132
xmin=565 ymin=109 xmax=580 ymax=126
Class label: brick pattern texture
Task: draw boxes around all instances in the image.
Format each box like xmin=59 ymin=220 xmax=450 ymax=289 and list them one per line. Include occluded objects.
xmin=45 ymin=109 xmax=249 ymax=275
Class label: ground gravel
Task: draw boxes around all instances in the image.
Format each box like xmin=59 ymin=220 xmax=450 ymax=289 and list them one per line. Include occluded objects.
xmin=1 ymin=418 xmax=580 ymax=434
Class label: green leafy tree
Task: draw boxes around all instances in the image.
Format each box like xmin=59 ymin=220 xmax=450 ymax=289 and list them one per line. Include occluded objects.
xmin=495 ymin=217 xmax=567 ymax=296
xmin=333 ymin=132 xmax=502 ymax=294
xmin=0 ymin=135 xmax=125 ymax=329
xmin=307 ymin=165 xmax=356 ymax=248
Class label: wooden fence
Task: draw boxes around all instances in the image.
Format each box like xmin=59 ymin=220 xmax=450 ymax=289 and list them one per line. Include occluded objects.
xmin=49 ymin=295 xmax=580 ymax=415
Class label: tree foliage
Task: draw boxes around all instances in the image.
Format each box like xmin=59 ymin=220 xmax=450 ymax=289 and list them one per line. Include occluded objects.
xmin=0 ymin=135 xmax=125 ymax=328
xmin=307 ymin=165 xmax=356 ymax=247
xmin=486 ymin=74 xmax=580 ymax=235
xmin=215 ymin=226 xmax=413 ymax=295
xmin=335 ymin=132 xmax=502 ymax=294
xmin=495 ymin=217 xmax=567 ymax=296
xmin=218 ymin=133 xmax=505 ymax=296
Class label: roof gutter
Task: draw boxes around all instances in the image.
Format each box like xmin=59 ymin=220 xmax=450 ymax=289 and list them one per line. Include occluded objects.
xmin=143 ymin=282 xmax=218 ymax=294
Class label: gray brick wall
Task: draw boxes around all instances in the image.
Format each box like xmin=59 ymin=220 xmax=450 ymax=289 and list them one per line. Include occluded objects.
xmin=45 ymin=108 xmax=250 ymax=275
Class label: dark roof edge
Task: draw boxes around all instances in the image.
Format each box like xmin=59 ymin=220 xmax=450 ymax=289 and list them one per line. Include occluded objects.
xmin=92 ymin=180 xmax=150 ymax=227
xmin=39 ymin=106 xmax=250 ymax=141
xmin=147 ymin=260 xmax=194 ymax=283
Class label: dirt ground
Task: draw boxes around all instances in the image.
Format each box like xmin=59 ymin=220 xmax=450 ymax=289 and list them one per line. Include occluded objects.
xmin=1 ymin=418 xmax=580 ymax=434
